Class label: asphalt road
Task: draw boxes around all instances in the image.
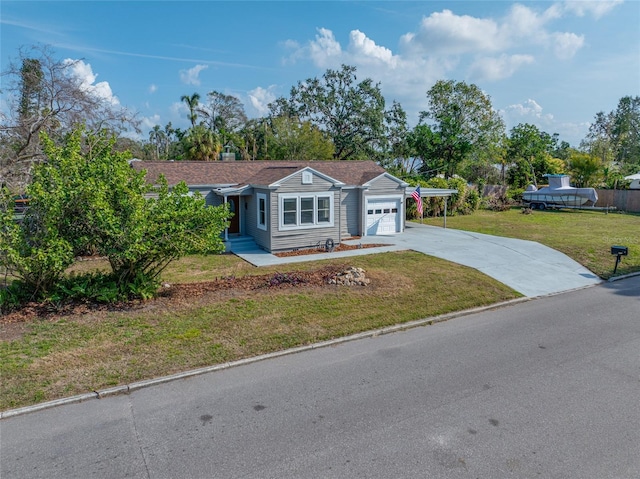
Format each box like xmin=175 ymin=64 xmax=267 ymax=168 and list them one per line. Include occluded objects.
xmin=2 ymin=276 xmax=639 ymax=479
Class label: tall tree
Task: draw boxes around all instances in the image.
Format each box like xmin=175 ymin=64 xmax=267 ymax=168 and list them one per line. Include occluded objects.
xmin=412 ymin=120 xmax=472 ymax=179
xmin=18 ymin=58 xmax=44 ymax=120
xmin=418 ymin=80 xmax=505 ymax=179
xmin=181 ymin=92 xmax=201 ymax=128
xmin=581 ymin=96 xmax=640 ymax=174
xmin=611 ymin=95 xmax=640 ymax=168
xmin=181 ymin=125 xmax=220 ymax=161
xmin=197 ymin=91 xmax=247 ymax=148
xmin=266 ymin=116 xmax=334 ymax=161
xmin=0 ymin=44 xmax=138 ymax=189
xmin=382 ymin=101 xmax=417 ymax=176
xmin=566 ymin=150 xmax=601 ymax=187
xmin=506 ymin=123 xmax=557 ymax=188
xmin=148 ymin=125 xmax=164 ymax=161
xmin=270 ymin=64 xmax=386 ymax=161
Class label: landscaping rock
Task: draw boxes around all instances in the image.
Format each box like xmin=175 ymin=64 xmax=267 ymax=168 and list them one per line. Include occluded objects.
xmin=329 ymin=267 xmax=370 ymax=286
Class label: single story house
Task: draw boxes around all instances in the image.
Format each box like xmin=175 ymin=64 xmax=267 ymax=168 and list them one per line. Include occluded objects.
xmin=131 ymin=160 xmax=454 ymax=253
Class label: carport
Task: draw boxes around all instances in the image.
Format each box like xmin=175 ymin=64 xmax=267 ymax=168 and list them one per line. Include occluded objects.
xmin=408 ymin=187 xmax=458 ymax=227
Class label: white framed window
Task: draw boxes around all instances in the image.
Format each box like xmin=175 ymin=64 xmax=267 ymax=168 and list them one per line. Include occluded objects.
xmin=257 ymin=193 xmax=267 ymax=231
xmin=278 ymin=193 xmax=334 ymax=230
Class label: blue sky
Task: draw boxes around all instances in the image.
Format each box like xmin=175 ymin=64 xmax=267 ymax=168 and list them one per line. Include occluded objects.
xmin=1 ymin=1 xmax=638 ymax=147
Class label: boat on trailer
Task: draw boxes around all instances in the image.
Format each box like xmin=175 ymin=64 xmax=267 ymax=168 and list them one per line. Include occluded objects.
xmin=522 ymin=174 xmax=598 ymax=210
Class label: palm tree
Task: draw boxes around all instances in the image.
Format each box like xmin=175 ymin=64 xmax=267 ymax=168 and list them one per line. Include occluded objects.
xmin=181 ymin=92 xmax=200 ymax=128
xmin=149 ymin=125 xmax=161 ymax=160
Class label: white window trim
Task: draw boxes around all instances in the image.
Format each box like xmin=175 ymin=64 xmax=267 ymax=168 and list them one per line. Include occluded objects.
xmin=257 ymin=193 xmax=268 ymax=231
xmin=278 ymin=193 xmax=334 ymax=231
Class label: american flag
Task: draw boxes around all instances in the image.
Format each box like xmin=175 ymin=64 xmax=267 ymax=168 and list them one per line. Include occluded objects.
xmin=412 ymin=186 xmax=423 ymax=216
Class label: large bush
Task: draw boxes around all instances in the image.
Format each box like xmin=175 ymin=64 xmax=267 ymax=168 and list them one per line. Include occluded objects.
xmin=1 ymin=127 xmax=230 ymax=307
xmin=407 ymin=176 xmax=479 ymax=219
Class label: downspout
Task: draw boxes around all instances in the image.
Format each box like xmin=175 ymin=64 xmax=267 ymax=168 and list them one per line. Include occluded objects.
xmin=361 ymin=187 xmax=366 ymax=236
xmin=338 ymin=187 xmax=342 ymax=244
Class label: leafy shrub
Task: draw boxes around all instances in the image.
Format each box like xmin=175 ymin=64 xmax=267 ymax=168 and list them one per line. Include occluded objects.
xmin=506 ymin=187 xmax=525 ymax=203
xmin=53 ymin=272 xmax=121 ymax=303
xmin=0 ymin=283 xmax=31 ymax=312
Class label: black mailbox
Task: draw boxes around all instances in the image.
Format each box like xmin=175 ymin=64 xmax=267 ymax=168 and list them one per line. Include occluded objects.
xmin=611 ymin=245 xmax=628 ymax=256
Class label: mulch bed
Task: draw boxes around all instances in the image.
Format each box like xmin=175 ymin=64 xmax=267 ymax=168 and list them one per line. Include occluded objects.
xmin=275 ymin=241 xmax=389 ymax=257
xmin=0 ymin=264 xmax=351 ymax=326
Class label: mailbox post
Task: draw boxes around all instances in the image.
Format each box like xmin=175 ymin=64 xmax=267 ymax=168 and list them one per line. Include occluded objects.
xmin=611 ymin=245 xmax=628 ymax=274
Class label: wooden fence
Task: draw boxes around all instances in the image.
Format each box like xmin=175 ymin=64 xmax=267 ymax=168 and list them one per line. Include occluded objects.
xmin=594 ymin=189 xmax=640 ymax=213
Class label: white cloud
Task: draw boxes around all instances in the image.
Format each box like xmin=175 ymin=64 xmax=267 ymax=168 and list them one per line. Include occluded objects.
xmin=247 ymin=85 xmax=278 ymax=116
xmin=551 ymin=31 xmax=585 ymax=59
xmin=308 ymin=28 xmax=343 ymax=68
xmin=562 ymin=0 xmax=623 ymax=19
xmin=179 ymin=64 xmax=208 ymax=86
xmin=141 ymin=114 xmax=161 ymax=131
xmin=401 ymin=9 xmax=500 ymax=55
xmin=501 ymin=4 xmax=552 ymax=40
xmin=501 ymin=100 xmax=593 ymax=146
xmin=400 ymin=4 xmax=588 ymax=61
xmin=63 ymin=59 xmax=120 ymax=105
xmin=504 ymin=99 xmax=555 ymax=123
xmin=349 ymin=30 xmax=397 ymax=67
xmin=284 ymin=0 xmax=616 ymax=94
xmin=149 ymin=84 xmax=158 ymax=94
xmin=286 ymin=27 xmax=446 ymax=119
xmin=469 ymin=54 xmax=535 ymax=81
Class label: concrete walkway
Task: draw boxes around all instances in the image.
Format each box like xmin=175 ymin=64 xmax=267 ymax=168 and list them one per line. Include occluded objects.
xmin=234 ymin=223 xmax=601 ymax=298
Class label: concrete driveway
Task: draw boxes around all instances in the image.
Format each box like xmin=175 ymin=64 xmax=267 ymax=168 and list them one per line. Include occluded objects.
xmin=234 ymin=223 xmax=601 ymax=298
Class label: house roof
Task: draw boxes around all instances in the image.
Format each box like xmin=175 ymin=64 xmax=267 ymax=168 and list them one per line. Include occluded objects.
xmin=130 ymin=160 xmax=388 ymax=188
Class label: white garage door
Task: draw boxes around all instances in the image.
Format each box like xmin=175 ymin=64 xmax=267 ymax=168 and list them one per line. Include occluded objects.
xmin=366 ymin=198 xmax=401 ymax=235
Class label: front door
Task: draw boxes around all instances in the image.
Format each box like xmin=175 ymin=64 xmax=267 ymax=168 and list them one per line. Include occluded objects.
xmin=228 ymin=196 xmax=240 ymax=234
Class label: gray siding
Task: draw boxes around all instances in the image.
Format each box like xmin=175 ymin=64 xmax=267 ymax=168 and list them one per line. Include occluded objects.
xmin=341 ymin=189 xmax=361 ymax=237
xmin=275 ymin=170 xmax=335 ymax=193
xmin=366 ymin=175 xmax=404 ymax=192
xmin=269 ymin=171 xmax=341 ymax=252
xmin=245 ymin=189 xmax=271 ymax=250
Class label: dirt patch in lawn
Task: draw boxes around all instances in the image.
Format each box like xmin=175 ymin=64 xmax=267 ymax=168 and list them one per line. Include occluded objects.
xmin=0 ymin=264 xmax=352 ymax=339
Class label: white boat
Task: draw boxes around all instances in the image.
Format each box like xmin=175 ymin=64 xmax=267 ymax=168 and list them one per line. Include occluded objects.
xmin=522 ymin=175 xmax=598 ymax=210
xmin=624 ymin=173 xmax=640 ymax=189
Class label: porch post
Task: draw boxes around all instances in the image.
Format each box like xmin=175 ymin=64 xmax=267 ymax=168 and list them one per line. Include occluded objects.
xmin=444 ymin=196 xmax=448 ymax=229
xmin=223 ymin=194 xmax=229 ymax=241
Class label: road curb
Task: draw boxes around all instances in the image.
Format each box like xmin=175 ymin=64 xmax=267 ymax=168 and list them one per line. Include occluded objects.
xmin=607 ymin=271 xmax=640 ymax=282
xmin=0 ymin=295 xmax=552 ymax=420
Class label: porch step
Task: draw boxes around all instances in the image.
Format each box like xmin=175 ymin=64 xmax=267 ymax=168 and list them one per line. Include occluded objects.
xmin=228 ymin=236 xmax=263 ymax=253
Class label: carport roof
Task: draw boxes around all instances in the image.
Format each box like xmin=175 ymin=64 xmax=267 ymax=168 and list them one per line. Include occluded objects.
xmin=408 ymin=187 xmax=459 ymax=197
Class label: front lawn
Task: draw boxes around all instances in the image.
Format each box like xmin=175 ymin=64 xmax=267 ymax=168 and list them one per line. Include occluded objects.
xmin=0 ymin=251 xmax=519 ymax=411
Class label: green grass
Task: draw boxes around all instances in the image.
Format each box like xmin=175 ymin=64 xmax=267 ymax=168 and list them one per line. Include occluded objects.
xmin=421 ymin=208 xmax=640 ymax=279
xmin=4 ymin=206 xmax=639 ymax=411
xmin=1 ymin=252 xmax=518 ymax=410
